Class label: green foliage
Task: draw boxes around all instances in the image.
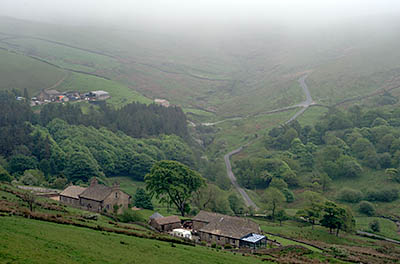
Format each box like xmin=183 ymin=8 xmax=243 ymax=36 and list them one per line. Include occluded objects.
xmin=358 ymin=201 xmax=375 ymax=216
xmin=8 ymin=154 xmax=38 ymax=175
xmin=261 ymin=187 xmax=285 ymax=219
xmin=0 ymin=165 xmax=12 ymax=182
xmin=281 ymin=188 xmax=295 ymax=203
xmin=365 ymin=188 xmax=399 ymax=202
xmin=369 ymin=220 xmax=380 ymax=232
xmin=133 ymin=188 xmax=153 ymax=210
xmin=145 ymin=160 xmax=205 ymax=216
xmin=337 ymin=188 xmax=363 ymax=203
xmin=228 ymin=194 xmax=246 ymax=215
xmin=320 ymin=201 xmax=355 ymax=236
xmin=275 ymin=209 xmax=289 ymax=226
xmin=20 ymin=169 xmax=46 ymax=186
xmin=118 ymin=209 xmax=145 ymax=223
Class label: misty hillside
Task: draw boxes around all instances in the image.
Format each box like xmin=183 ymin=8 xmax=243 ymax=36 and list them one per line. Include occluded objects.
xmin=2 ymin=1 xmax=400 ymax=263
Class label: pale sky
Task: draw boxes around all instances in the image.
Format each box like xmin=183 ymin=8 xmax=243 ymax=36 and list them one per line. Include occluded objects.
xmin=1 ymin=0 xmax=400 ymax=27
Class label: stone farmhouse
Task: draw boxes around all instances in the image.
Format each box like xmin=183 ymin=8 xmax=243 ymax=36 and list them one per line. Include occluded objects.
xmin=149 ymin=212 xmax=181 ymax=232
xmin=59 ymin=178 xmax=131 ymax=213
xmin=192 ymin=210 xmax=266 ymax=248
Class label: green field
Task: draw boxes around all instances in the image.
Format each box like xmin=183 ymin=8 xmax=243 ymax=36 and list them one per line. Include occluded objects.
xmin=2 ymin=38 xmax=120 ymax=74
xmin=356 ymin=217 xmax=400 ymax=241
xmin=0 ymin=49 xmax=65 ymax=95
xmin=0 ymin=216 xmax=263 ymax=264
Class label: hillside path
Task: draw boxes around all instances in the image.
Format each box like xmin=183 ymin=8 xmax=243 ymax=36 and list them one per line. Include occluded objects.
xmin=224 ymin=75 xmax=313 ymax=210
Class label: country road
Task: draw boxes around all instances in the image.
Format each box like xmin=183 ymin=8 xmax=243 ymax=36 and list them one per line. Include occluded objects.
xmin=224 ymin=75 xmax=313 ymax=210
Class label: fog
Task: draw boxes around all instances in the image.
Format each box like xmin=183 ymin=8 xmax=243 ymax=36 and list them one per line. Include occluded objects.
xmin=1 ymin=0 xmax=400 ymax=30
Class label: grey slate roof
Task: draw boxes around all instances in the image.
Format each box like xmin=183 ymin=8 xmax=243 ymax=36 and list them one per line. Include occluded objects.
xmin=195 ymin=210 xmax=260 ymax=239
xmin=79 ymin=184 xmax=112 ymax=202
xmin=60 ymin=186 xmax=87 ymax=199
xmin=192 ymin=210 xmax=224 ymax=223
xmin=154 ymin=215 xmax=181 ymax=225
xmin=150 ymin=212 xmax=164 ymax=220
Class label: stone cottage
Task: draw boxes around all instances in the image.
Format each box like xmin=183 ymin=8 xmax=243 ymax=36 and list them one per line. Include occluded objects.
xmin=60 ymin=178 xmax=131 ymax=214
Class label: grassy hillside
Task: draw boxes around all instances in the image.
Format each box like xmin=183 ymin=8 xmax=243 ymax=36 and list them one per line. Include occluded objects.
xmin=0 ymin=49 xmax=65 ymax=94
xmin=0 ymin=216 xmax=262 ymax=264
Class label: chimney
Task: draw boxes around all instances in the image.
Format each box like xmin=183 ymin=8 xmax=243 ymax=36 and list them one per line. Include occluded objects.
xmin=90 ymin=177 xmax=98 ymax=187
xmin=112 ymin=181 xmax=120 ymax=191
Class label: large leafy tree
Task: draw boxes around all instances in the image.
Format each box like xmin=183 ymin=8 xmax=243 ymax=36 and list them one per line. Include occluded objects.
xmin=145 ymin=160 xmax=205 ymax=216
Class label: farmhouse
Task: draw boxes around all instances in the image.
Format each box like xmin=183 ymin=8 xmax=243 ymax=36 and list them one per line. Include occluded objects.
xmin=150 ymin=215 xmax=181 ymax=232
xmin=193 ymin=210 xmax=265 ymax=248
xmin=60 ymin=178 xmax=131 ymax=213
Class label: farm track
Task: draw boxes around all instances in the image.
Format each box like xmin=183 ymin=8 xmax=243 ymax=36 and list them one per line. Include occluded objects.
xmin=224 ymin=75 xmax=314 ymax=209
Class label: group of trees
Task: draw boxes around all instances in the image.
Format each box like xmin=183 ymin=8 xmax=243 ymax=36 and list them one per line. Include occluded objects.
xmin=0 ymin=90 xmax=195 ymax=186
xmin=39 ymin=101 xmax=189 ymax=139
xmin=297 ymin=192 xmax=355 ymax=236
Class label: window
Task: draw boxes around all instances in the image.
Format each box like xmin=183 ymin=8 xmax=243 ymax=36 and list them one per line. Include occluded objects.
xmin=115 ymin=192 xmax=118 ymax=198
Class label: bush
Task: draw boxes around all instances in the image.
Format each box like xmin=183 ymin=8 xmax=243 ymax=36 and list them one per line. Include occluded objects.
xmin=365 ymin=188 xmax=399 ymax=202
xmin=337 ymin=188 xmax=363 ymax=203
xmin=281 ymin=188 xmax=295 ymax=203
xmin=118 ymin=209 xmax=144 ymax=223
xmin=0 ymin=165 xmax=12 ymax=182
xmin=358 ymin=201 xmax=375 ymax=216
xmin=224 ymin=244 xmax=232 ymax=249
xmin=370 ymin=220 xmax=380 ymax=232
xmin=211 ymin=243 xmax=217 ymax=248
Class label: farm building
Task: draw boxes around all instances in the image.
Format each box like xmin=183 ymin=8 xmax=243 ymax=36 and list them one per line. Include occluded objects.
xmin=192 ymin=210 xmax=264 ymax=248
xmin=59 ymin=185 xmax=87 ymax=207
xmin=88 ymin=90 xmax=110 ymax=101
xmin=60 ymin=178 xmax=131 ymax=214
xmin=150 ymin=215 xmax=181 ymax=232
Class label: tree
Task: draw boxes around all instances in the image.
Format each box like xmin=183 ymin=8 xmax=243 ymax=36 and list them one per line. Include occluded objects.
xmin=145 ymin=160 xmax=205 ymax=216
xmin=133 ymin=188 xmax=153 ymax=210
xmin=358 ymin=201 xmax=375 ymax=216
xmin=8 ymin=154 xmax=38 ymax=175
xmin=21 ymin=191 xmax=36 ymax=212
xmin=261 ymin=187 xmax=285 ymax=219
xmin=337 ymin=188 xmax=363 ymax=203
xmin=369 ymin=220 xmax=380 ymax=232
xmin=0 ymin=165 xmax=12 ymax=182
xmin=320 ymin=202 xmax=354 ymax=236
xmin=275 ymin=209 xmax=289 ymax=226
xmin=297 ymin=192 xmax=324 ymax=229
xmin=228 ymin=194 xmax=246 ymax=215
xmin=63 ymin=151 xmax=101 ymax=183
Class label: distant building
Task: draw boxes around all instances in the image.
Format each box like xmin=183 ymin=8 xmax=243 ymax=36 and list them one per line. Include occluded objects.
xmin=149 ymin=215 xmax=181 ymax=232
xmin=154 ymin=99 xmax=170 ymax=107
xmin=88 ymin=90 xmax=110 ymax=101
xmin=192 ymin=210 xmax=265 ymax=248
xmin=59 ymin=178 xmax=131 ymax=214
xmin=38 ymin=89 xmax=62 ymax=101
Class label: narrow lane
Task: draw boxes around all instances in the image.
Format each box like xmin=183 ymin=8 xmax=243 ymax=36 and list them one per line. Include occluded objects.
xmin=224 ymin=75 xmax=313 ymax=210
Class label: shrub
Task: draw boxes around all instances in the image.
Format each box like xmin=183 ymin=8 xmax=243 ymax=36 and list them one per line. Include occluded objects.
xmin=337 ymin=188 xmax=363 ymax=203
xmin=118 ymin=209 xmax=144 ymax=223
xmin=211 ymin=243 xmax=216 ymax=248
xmin=281 ymin=188 xmax=295 ymax=203
xmin=365 ymin=188 xmax=399 ymax=202
xmin=0 ymin=165 xmax=12 ymax=183
xmin=224 ymin=244 xmax=232 ymax=249
xmin=358 ymin=201 xmax=375 ymax=216
xmin=370 ymin=220 xmax=380 ymax=232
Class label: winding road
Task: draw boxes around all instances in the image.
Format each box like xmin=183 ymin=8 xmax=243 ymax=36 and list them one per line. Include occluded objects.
xmin=224 ymin=75 xmax=314 ymax=210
